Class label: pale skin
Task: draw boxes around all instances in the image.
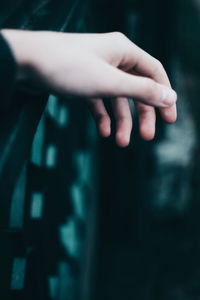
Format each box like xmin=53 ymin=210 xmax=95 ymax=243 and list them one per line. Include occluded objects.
xmin=1 ymin=30 xmax=177 ymax=147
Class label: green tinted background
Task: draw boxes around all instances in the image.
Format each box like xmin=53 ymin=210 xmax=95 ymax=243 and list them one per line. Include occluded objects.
xmin=0 ymin=0 xmax=200 ymax=300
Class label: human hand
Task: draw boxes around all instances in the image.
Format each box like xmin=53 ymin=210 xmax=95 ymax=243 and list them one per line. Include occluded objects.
xmin=2 ymin=30 xmax=177 ymax=147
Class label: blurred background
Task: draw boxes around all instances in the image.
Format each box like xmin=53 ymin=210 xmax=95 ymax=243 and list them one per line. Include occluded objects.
xmin=0 ymin=0 xmax=200 ymax=299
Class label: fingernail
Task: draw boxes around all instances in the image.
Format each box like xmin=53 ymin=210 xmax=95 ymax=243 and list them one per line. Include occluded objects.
xmin=162 ymin=88 xmax=177 ymax=106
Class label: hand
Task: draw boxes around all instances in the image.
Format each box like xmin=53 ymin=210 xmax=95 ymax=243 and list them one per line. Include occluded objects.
xmin=2 ymin=30 xmax=177 ymax=147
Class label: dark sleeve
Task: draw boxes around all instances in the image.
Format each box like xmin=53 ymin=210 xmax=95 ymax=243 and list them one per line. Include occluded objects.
xmin=0 ymin=33 xmax=17 ymax=111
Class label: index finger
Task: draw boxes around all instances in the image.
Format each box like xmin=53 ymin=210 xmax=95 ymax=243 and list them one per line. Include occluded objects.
xmin=125 ymin=42 xmax=177 ymax=123
xmin=119 ymin=38 xmax=171 ymax=87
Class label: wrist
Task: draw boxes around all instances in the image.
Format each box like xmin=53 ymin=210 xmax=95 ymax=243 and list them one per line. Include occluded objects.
xmin=1 ymin=29 xmax=33 ymax=82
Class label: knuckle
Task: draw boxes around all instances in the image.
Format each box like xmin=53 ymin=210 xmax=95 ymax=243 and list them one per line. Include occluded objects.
xmin=110 ymin=31 xmax=126 ymax=41
xmin=114 ymin=31 xmax=125 ymax=38
xmin=153 ymin=59 xmax=164 ymax=74
xmin=106 ymin=32 xmax=130 ymax=54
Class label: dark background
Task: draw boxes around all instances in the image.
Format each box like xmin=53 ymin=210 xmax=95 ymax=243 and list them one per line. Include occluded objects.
xmin=0 ymin=0 xmax=200 ymax=300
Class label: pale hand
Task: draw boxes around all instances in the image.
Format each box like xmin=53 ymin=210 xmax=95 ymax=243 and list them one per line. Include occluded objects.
xmin=2 ymin=30 xmax=177 ymax=147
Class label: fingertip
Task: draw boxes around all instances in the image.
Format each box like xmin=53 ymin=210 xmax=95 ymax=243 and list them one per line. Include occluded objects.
xmin=99 ymin=121 xmax=111 ymax=137
xmin=160 ymin=106 xmax=177 ymax=124
xmin=141 ymin=132 xmax=155 ymax=141
xmin=140 ymin=125 xmax=155 ymax=141
xmin=165 ymin=117 xmax=177 ymax=124
xmin=116 ymin=132 xmax=130 ymax=147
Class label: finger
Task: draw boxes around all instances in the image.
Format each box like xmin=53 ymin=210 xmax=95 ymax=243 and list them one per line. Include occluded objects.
xmin=131 ymin=54 xmax=177 ymax=124
xmin=129 ymin=47 xmax=171 ymax=86
xmin=116 ymin=37 xmax=171 ymax=87
xmin=116 ymin=40 xmax=178 ymax=123
xmin=99 ymin=63 xmax=177 ymax=108
xmin=135 ymin=102 xmax=156 ymax=141
xmin=128 ymin=49 xmax=177 ymax=124
xmin=106 ymin=33 xmax=171 ymax=88
xmin=87 ymin=98 xmax=111 ymax=137
xmin=160 ymin=103 xmax=177 ymax=123
xmin=111 ymin=97 xmax=132 ymax=147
